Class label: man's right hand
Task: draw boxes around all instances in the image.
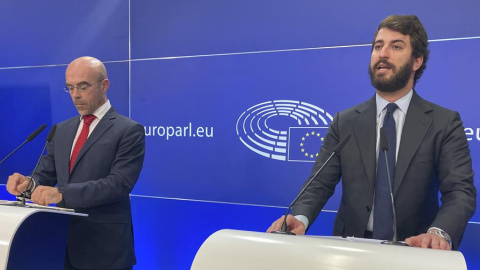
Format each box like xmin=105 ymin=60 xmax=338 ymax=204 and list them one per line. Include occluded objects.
xmin=267 ymin=214 xmax=306 ymax=235
xmin=6 ymin=173 xmax=29 ymax=196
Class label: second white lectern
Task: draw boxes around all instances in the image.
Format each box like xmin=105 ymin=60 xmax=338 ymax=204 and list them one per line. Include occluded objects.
xmin=191 ymin=229 xmax=467 ymax=270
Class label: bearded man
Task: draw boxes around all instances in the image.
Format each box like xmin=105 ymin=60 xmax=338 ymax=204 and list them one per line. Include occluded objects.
xmin=268 ymin=15 xmax=476 ymax=251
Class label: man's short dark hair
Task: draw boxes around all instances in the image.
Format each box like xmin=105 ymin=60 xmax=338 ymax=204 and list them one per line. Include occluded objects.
xmin=372 ymin=15 xmax=429 ymax=85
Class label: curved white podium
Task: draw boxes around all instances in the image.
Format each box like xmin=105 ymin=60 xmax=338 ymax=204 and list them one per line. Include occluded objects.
xmin=0 ymin=203 xmax=86 ymax=270
xmin=191 ymin=229 xmax=467 ymax=270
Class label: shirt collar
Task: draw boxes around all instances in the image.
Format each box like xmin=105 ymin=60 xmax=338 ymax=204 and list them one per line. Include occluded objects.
xmin=80 ymin=100 xmax=111 ymax=121
xmin=376 ymin=89 xmax=413 ymax=116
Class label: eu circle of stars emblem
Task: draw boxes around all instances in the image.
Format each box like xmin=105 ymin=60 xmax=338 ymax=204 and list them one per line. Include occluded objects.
xmin=300 ymin=130 xmax=324 ymax=160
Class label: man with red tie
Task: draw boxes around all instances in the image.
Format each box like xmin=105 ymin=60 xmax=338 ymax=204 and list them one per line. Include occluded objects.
xmin=6 ymin=56 xmax=145 ymax=270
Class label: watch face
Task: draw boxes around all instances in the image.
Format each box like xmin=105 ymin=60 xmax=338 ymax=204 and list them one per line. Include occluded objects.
xmin=429 ymin=229 xmax=451 ymax=243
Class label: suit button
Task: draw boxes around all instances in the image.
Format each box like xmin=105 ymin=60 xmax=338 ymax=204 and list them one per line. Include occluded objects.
xmin=366 ymin=206 xmax=371 ymax=212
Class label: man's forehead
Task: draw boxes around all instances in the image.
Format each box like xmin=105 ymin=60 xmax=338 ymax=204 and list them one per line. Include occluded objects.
xmin=375 ymin=28 xmax=409 ymax=43
xmin=65 ymin=66 xmax=97 ymax=83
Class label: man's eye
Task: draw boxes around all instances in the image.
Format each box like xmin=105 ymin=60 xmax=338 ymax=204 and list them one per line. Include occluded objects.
xmin=79 ymin=84 xmax=89 ymax=90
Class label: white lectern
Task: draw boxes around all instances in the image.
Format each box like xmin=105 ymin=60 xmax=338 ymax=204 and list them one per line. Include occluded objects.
xmin=191 ymin=229 xmax=467 ymax=270
xmin=0 ymin=203 xmax=86 ymax=270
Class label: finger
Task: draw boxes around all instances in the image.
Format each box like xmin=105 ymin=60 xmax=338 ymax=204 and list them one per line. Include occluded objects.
xmin=291 ymin=227 xmax=306 ymax=235
xmin=438 ymin=239 xmax=450 ymax=250
xmin=41 ymin=189 xmax=53 ymax=205
xmin=6 ymin=175 xmax=21 ymax=195
xmin=404 ymin=237 xmax=411 ymax=246
xmin=6 ymin=183 xmax=19 ymax=195
xmin=431 ymin=236 xmax=441 ymax=249
xmin=45 ymin=194 xmax=53 ymax=205
xmin=267 ymin=217 xmax=283 ymax=233
xmin=267 ymin=223 xmax=278 ymax=233
xmin=405 ymin=236 xmax=418 ymax=247
xmin=31 ymin=188 xmax=41 ymax=204
xmin=270 ymin=223 xmax=281 ymax=232
xmin=16 ymin=181 xmax=28 ymax=194
xmin=274 ymin=218 xmax=286 ymax=231
xmin=421 ymin=235 xmax=432 ymax=249
xmin=37 ymin=191 xmax=47 ymax=206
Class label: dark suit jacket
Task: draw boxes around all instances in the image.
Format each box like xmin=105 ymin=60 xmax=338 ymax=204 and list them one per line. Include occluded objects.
xmin=35 ymin=107 xmax=145 ymax=269
xmin=291 ymin=91 xmax=476 ymax=249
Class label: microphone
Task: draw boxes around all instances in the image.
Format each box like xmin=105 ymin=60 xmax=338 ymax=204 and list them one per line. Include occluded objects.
xmin=379 ymin=127 xmax=408 ymax=246
xmin=0 ymin=124 xmax=47 ymax=165
xmin=273 ymin=134 xmax=352 ymax=234
xmin=20 ymin=125 xmax=57 ymax=205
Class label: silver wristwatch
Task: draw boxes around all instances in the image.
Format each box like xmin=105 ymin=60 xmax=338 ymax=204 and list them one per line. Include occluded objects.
xmin=427 ymin=228 xmax=452 ymax=245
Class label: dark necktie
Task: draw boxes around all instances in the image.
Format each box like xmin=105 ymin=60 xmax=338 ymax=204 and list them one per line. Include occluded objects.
xmin=70 ymin=114 xmax=96 ymax=172
xmin=373 ymin=103 xmax=398 ymax=240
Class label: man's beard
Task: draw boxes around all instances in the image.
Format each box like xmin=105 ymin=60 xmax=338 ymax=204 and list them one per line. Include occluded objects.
xmin=368 ymin=57 xmax=414 ymax=93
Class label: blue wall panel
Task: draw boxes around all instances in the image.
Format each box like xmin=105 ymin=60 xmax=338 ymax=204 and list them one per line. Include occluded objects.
xmin=131 ymin=47 xmax=372 ymax=208
xmin=0 ymin=0 xmax=129 ymax=68
xmin=131 ymin=0 xmax=479 ymax=58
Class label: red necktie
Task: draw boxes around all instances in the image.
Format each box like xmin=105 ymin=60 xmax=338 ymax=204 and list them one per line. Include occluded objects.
xmin=70 ymin=114 xmax=96 ymax=172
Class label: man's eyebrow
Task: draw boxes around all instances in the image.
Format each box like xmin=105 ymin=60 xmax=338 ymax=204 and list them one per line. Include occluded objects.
xmin=390 ymin=39 xmax=407 ymax=45
xmin=374 ymin=39 xmax=406 ymax=45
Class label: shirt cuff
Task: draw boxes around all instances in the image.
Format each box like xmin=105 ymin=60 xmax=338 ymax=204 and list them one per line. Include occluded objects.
xmin=28 ymin=177 xmax=36 ymax=192
xmin=294 ymin=215 xmax=309 ymax=229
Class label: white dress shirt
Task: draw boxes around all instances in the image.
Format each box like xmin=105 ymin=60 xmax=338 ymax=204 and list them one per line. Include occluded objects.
xmin=70 ymin=100 xmax=111 ymax=158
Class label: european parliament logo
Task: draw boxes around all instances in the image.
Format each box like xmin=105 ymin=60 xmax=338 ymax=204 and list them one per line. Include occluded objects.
xmin=236 ymin=100 xmax=333 ymax=162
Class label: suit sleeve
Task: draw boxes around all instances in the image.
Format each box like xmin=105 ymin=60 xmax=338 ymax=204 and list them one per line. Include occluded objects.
xmin=291 ymin=112 xmax=343 ymax=227
xmin=34 ymin=135 xmax=59 ymax=187
xmin=60 ymin=123 xmax=145 ymax=209
xmin=431 ymin=111 xmax=476 ymax=249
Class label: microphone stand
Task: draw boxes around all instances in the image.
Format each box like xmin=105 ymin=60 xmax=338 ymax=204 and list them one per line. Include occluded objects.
xmin=379 ymin=127 xmax=408 ymax=246
xmin=0 ymin=124 xmax=46 ymax=165
xmin=273 ymin=134 xmax=351 ymax=235
xmin=273 ymin=151 xmax=338 ymax=235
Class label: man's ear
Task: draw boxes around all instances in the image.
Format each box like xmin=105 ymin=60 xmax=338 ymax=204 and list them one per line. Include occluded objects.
xmin=102 ymin=79 xmax=110 ymax=92
xmin=413 ymin=55 xmax=423 ymax=72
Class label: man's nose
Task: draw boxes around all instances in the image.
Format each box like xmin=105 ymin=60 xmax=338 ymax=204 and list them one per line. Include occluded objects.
xmin=71 ymin=88 xmax=82 ymax=98
xmin=378 ymin=46 xmax=390 ymax=59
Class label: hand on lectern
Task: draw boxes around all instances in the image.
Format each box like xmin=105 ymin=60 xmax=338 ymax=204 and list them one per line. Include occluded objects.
xmin=405 ymin=233 xmax=451 ymax=250
xmin=6 ymin=173 xmax=30 ymax=196
xmin=267 ymin=214 xmax=306 ymax=235
xmin=31 ymin=186 xmax=63 ymax=206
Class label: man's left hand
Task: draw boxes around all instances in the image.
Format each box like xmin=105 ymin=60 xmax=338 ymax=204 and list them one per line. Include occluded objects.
xmin=31 ymin=186 xmax=63 ymax=206
xmin=405 ymin=233 xmax=451 ymax=250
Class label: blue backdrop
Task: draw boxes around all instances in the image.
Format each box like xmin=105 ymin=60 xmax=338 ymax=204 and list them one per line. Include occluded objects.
xmin=1 ymin=0 xmax=479 ymax=269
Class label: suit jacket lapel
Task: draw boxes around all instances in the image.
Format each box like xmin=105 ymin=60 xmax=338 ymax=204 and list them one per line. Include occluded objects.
xmin=57 ymin=117 xmax=80 ymax=179
xmin=353 ymin=96 xmax=377 ymax=189
xmin=70 ymin=108 xmax=117 ymax=173
xmin=394 ymin=91 xmax=433 ymax=194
